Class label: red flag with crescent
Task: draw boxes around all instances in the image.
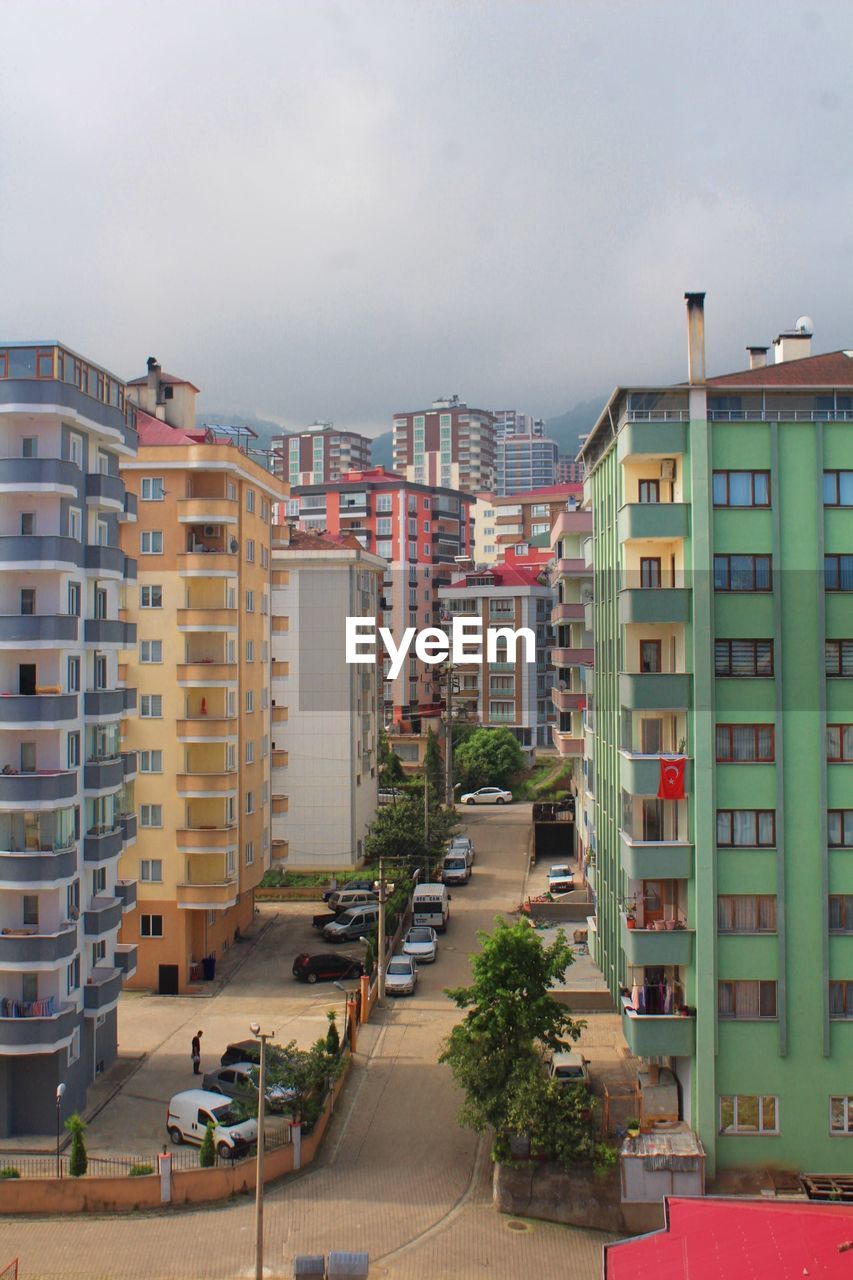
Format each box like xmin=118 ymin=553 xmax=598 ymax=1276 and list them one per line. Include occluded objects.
xmin=658 ymin=756 xmax=685 ymax=800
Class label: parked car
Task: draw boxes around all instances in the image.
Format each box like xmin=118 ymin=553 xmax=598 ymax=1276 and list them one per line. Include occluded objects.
xmin=460 ymin=786 xmax=512 ymax=805
xmin=166 ymin=1089 xmax=258 ymax=1157
xmin=545 ymin=1049 xmax=590 ymax=1090
xmin=385 ymin=955 xmax=418 ymax=996
xmin=322 ymin=903 xmax=380 ymax=943
xmin=292 ymin=952 xmax=365 ymax=984
xmin=448 ymin=835 xmax=475 ymax=865
xmin=548 ymin=863 xmax=575 ymax=894
xmin=202 ymin=1062 xmax=295 ymax=1112
xmin=322 ymin=878 xmax=374 ymax=903
xmin=327 ymin=888 xmax=378 ymax=914
xmin=221 ymin=1039 xmax=262 ymax=1068
xmin=402 ymin=925 xmax=438 ymax=963
xmin=441 ymin=853 xmax=471 ymax=885
xmin=378 ymin=788 xmax=403 ymax=805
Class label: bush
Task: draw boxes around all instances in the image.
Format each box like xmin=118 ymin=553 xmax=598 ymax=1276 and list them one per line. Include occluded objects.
xmin=325 ymin=1012 xmax=340 ymax=1056
xmin=128 ymin=1163 xmax=153 ymax=1177
xmin=0 ymin=1167 xmax=20 ymax=1179
xmin=199 ymin=1122 xmax=216 ymax=1167
xmin=65 ymin=1112 xmax=88 ymax=1178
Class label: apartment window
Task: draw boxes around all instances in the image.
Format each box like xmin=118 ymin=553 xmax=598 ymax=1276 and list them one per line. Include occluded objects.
xmin=825 ymin=555 xmax=853 ymax=592
xmin=638 ymin=479 xmax=660 ymax=504
xmin=719 ymin=1095 xmax=778 ymax=1135
xmin=21 ymin=436 xmax=37 ymax=458
xmin=246 ymin=690 xmax=254 ymax=713
xmin=245 ymin=741 xmax=254 ymax=765
xmin=140 ymin=750 xmax=162 ymax=773
xmin=261 ymin=782 xmax=269 ymax=806
xmin=824 ymin=471 xmax=853 ymax=506
xmin=261 ymin=735 xmax=269 ymax=759
xmin=713 ymin=471 xmax=770 ymax=507
xmin=68 ymin=582 xmax=81 ymax=616
xmin=67 ymin=656 xmax=80 ymax=692
xmin=20 ymin=588 xmax=35 ymax=616
xmin=718 ymin=980 xmax=777 ymax=1019
xmin=68 ymin=508 xmax=82 ymax=540
xmin=140 ymin=531 xmax=163 ymax=555
xmin=713 ymin=555 xmax=771 ymax=592
xmin=92 ymin=940 xmax=106 ymax=967
xmin=140 ymin=804 xmax=162 ymax=828
xmin=829 ymin=982 xmax=853 ymax=1019
xmin=717 ymin=895 xmax=776 ymax=932
xmin=640 ymin=558 xmax=661 ymax=589
xmin=246 ymin=538 xmax=255 ymax=563
xmin=22 ymin=895 xmax=39 ymax=927
xmin=246 ymin=489 xmax=255 ymax=513
xmin=826 ymin=640 xmax=853 ymax=676
xmin=828 ymin=811 xmax=853 ymax=847
xmin=246 ymin=640 xmax=255 ymax=664
xmin=140 ymin=859 xmax=163 ymax=882
xmin=67 ymin=732 xmax=80 ymax=769
xmin=19 ymin=511 xmax=36 ymax=536
xmin=140 ymin=640 xmax=163 ymax=664
xmin=714 ymin=639 xmax=774 ymax=677
xmin=260 ymin=688 xmax=268 ymax=710
xmin=423 ymin=543 xmax=430 ymax=557
xmin=715 ymin=724 xmax=775 ymax=762
xmin=376 ymin=494 xmax=392 ymax=513
xmin=423 ymin=520 xmax=430 ymax=532
xmin=245 ymin=841 xmax=254 ymax=866
xmin=246 ymin=792 xmax=255 ymax=815
xmin=140 ymin=694 xmax=163 ymax=718
xmin=246 ymin=590 xmax=254 ymax=612
xmin=830 ymin=1097 xmax=853 ymax=1134
xmin=716 ymin=809 xmax=775 ymax=847
xmin=827 ymin=725 xmax=853 ymax=761
xmin=140 ymin=585 xmax=162 ymax=609
xmin=66 ymin=958 xmax=80 ymax=996
xmin=94 ymin=653 xmax=107 ymax=689
xmin=408 ymin=541 xmax=418 ymax=560
xmin=640 ymin=640 xmax=662 ymax=673
xmin=140 ymin=914 xmax=164 ymax=938
xmin=377 ymin=541 xmax=392 ymax=558
xmin=829 ymin=896 xmax=853 ymax=932
xmin=140 ymin=477 xmax=165 ymax=501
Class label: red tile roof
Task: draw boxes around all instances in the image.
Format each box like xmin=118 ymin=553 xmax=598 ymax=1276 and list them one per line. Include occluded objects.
xmin=604 ymin=1197 xmax=853 ymax=1280
xmin=495 ymin=483 xmax=582 ymax=501
xmin=273 ymin=527 xmax=367 ymax=553
xmin=444 ymin=563 xmax=547 ymax=589
xmin=136 ymin=409 xmax=208 ymax=446
xmin=706 ymin=350 xmax=853 ymax=387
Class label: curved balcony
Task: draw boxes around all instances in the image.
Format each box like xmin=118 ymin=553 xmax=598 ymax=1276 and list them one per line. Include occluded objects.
xmin=551 ymin=647 xmax=594 ymax=667
xmin=83 ymin=758 xmax=125 ymax=791
xmin=0 ymin=771 xmax=78 ymax=805
xmin=0 ymin=457 xmax=80 ymax=496
xmin=122 ymin=687 xmax=137 ymax=713
xmin=176 ymin=771 xmax=238 ymax=796
xmin=84 ymin=545 xmax=126 ymax=577
xmin=617 ymin=418 xmax=688 ymax=465
xmin=619 ymin=673 xmax=692 ymax=711
xmin=124 ymin=556 xmax=137 ymax=582
xmin=0 ymin=535 xmax=83 ymax=572
xmin=551 ymin=726 xmax=584 ymax=756
xmin=0 ymin=615 xmax=79 ymax=646
xmin=176 ymin=497 xmax=238 ymax=524
xmin=551 ymin=686 xmax=586 ymax=713
xmin=621 ymin=997 xmax=695 ymax=1058
xmin=0 ymin=694 xmax=78 ymax=726
xmin=83 ymin=897 xmax=123 ymax=936
xmin=0 ymin=925 xmax=77 ymax=964
xmin=0 ymin=1001 xmax=78 ymax=1052
xmin=121 ymin=813 xmax=137 ymax=843
xmin=83 ymin=826 xmax=123 ymax=863
xmin=176 ymin=662 xmax=238 ymax=685
xmin=0 ymin=375 xmax=132 ymax=444
xmin=83 ymin=619 xmax=136 ymax=646
xmin=83 ymin=689 xmax=124 ymax=718
xmin=114 ymin=942 xmax=137 ymax=978
xmin=85 ymin=472 xmax=125 ymax=509
xmin=619 ymin=832 xmax=694 ymax=880
xmin=617 ymin=503 xmax=690 ymax=542
xmin=550 ymin=602 xmax=586 ymax=625
xmin=121 ymin=491 xmax=137 ymax=523
xmin=115 ymin=879 xmax=137 ymax=913
xmin=176 ymin=608 xmax=238 ymax=631
xmin=176 ymin=717 xmax=239 ymax=741
xmin=0 ymin=846 xmax=77 ymax=886
xmin=552 ymin=557 xmax=592 ymax=578
xmin=619 ymin=588 xmax=691 ymax=625
xmin=177 ymin=551 xmax=239 ymax=577
xmin=620 ymin=914 xmax=694 ymax=965
xmin=619 ymin=752 xmax=693 ymax=797
xmin=83 ymin=966 xmax=122 ymax=1014
xmin=121 ymin=751 xmax=137 ymax=779
xmin=176 ymin=825 xmax=238 ymax=852
xmin=176 ymin=880 xmax=239 ymax=910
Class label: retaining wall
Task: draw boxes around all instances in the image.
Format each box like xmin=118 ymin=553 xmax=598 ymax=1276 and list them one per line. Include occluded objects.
xmin=493 ymin=1161 xmax=664 ymax=1236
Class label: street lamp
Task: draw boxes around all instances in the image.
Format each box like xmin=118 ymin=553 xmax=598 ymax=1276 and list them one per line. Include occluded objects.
xmin=332 ymin=980 xmax=349 ymax=1042
xmin=55 ymin=1082 xmax=65 ymax=1178
xmin=250 ymin=1021 xmax=272 ymax=1280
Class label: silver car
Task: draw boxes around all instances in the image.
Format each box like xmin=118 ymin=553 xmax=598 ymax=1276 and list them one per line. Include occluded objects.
xmin=402 ymin=926 xmax=438 ymax=964
xmin=449 ymin=836 xmax=475 ymax=866
xmin=385 ymin=955 xmax=418 ymax=996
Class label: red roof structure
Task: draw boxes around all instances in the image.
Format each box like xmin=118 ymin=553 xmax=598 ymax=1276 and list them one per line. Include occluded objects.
xmin=705 ymin=350 xmax=853 ymax=387
xmin=136 ymin=408 xmax=207 ymax=447
xmin=444 ymin=562 xmax=547 ymax=589
xmin=604 ymin=1197 xmax=853 ymax=1280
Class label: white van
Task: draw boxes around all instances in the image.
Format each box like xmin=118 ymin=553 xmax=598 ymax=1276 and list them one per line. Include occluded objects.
xmin=166 ymin=1089 xmax=258 ymax=1157
xmin=412 ymin=883 xmax=451 ymax=932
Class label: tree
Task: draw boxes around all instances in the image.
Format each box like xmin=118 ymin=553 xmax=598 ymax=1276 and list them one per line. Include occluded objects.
xmin=424 ymin=727 xmax=444 ymax=805
xmin=453 ymin=726 xmax=526 ymax=791
xmin=65 ymin=1112 xmax=88 ymax=1177
xmin=325 ymin=1011 xmax=340 ymax=1056
xmin=439 ymin=917 xmax=584 ymax=1160
xmin=378 ymin=728 xmax=406 ymax=789
xmin=199 ymin=1121 xmax=216 ymax=1167
xmin=364 ymin=796 xmax=457 ymax=870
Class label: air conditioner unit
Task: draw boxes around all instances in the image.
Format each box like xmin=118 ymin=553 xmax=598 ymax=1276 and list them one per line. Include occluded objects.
xmin=660 ymin=459 xmax=676 ymax=481
xmin=203 ymin=525 xmax=221 ymax=537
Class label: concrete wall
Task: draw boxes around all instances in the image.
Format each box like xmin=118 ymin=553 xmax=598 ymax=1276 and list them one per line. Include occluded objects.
xmin=493 ymin=1161 xmax=663 ymax=1236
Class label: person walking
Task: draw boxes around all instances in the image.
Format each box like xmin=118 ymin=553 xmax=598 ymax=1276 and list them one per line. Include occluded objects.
xmin=191 ymin=1029 xmax=203 ymax=1075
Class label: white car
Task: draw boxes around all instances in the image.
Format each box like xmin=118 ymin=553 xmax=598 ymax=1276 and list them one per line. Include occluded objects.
xmin=460 ymin=786 xmax=512 ymax=806
xmin=385 ymin=955 xmax=418 ymax=995
xmin=402 ymin=926 xmax=438 ymax=964
xmin=548 ymin=864 xmax=574 ymax=893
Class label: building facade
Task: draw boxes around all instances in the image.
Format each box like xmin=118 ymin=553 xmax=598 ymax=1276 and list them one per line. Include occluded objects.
xmin=0 ymin=342 xmax=139 ymax=1134
xmin=549 ymin=506 xmax=594 ymax=764
xmin=392 ymin=398 xmax=496 ymax=493
xmin=271 ymin=424 xmax=371 ymax=487
xmin=269 ymin=527 xmax=383 ymax=871
xmin=118 ymin=365 xmax=284 ymax=995
xmin=556 ymin=453 xmax=585 ymax=485
xmin=490 ymin=485 xmax=583 ymax=557
xmin=580 ymin=295 xmax=853 ymax=1176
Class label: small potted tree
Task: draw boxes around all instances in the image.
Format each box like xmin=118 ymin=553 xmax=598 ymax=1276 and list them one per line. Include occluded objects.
xmin=625 ymin=1116 xmax=641 ymax=1139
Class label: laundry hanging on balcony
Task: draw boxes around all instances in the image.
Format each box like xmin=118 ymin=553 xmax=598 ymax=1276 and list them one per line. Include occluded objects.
xmin=657 ymin=756 xmax=686 ymax=800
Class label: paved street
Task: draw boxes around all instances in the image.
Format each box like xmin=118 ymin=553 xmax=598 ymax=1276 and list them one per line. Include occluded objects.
xmin=0 ymin=804 xmax=616 ymax=1279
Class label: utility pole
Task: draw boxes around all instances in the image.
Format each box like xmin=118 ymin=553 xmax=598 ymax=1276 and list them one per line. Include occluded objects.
xmin=444 ymin=665 xmax=455 ymax=807
xmin=250 ymin=1023 xmax=271 ymax=1280
xmin=377 ymin=857 xmax=387 ymax=1008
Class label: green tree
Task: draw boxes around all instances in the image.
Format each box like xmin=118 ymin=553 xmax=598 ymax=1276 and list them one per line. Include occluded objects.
xmin=424 ymin=727 xmax=444 ymax=805
xmin=65 ymin=1112 xmax=88 ymax=1177
xmin=453 ymin=726 xmax=526 ymax=791
xmin=439 ymin=917 xmax=583 ymax=1160
xmin=325 ymin=1011 xmax=340 ymax=1056
xmin=364 ymin=796 xmax=457 ymax=870
xmin=198 ymin=1121 xmax=216 ymax=1167
xmin=503 ymin=1074 xmax=598 ymax=1169
xmin=378 ymin=728 xmax=406 ymax=789
xmin=263 ymin=1040 xmax=342 ymax=1129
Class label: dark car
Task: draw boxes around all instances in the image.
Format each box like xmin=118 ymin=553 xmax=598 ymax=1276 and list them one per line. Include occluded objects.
xmin=321 ymin=878 xmax=375 ymax=903
xmin=220 ymin=1039 xmax=262 ymax=1068
xmin=292 ymin=952 xmax=365 ymax=984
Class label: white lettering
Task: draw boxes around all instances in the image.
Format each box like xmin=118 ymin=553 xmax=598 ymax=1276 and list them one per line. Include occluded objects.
xmin=452 ymin=617 xmax=484 ymax=663
xmin=344 ymin=617 xmax=537 ymax=669
xmin=345 ymin=617 xmax=377 ymax=663
xmin=380 ymin=625 xmax=416 ymax=680
xmin=486 ymin=625 xmax=535 ymax=664
xmin=414 ymin=628 xmax=450 ymax=663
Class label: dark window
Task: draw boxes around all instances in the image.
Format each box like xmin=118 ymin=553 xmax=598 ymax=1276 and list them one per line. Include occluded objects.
xmin=829 ymin=982 xmax=853 ymax=1019
xmin=718 ymin=980 xmax=777 ymax=1018
xmin=826 ymin=640 xmax=853 ymax=676
xmin=715 ymin=640 xmax=774 ymax=677
xmin=824 ymin=472 xmax=853 ymax=506
xmin=717 ymin=895 xmax=777 ymax=932
xmin=715 ymin=724 xmax=775 ymax=762
xmin=140 ymin=914 xmax=163 ymax=938
xmin=640 ymin=558 xmax=661 ymax=588
xmin=829 ymin=811 xmax=853 ymax=847
xmin=826 ymin=725 xmax=853 ymax=762
xmin=716 ymin=809 xmax=776 ymax=847
xmin=825 ymin=556 xmax=853 ymax=592
xmin=713 ymin=471 xmax=770 ymax=507
xmin=713 ymin=555 xmax=771 ymax=592
xmin=638 ymin=480 xmax=660 ymax=504
xmin=829 ymin=896 xmax=853 ymax=932
xmin=640 ymin=640 xmax=662 ymax=673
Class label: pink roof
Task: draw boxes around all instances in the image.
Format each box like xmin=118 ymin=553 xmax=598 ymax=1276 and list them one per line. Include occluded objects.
xmin=445 ymin=563 xmax=546 ymax=589
xmin=495 ymin=483 xmax=582 ymax=501
xmin=136 ymin=409 xmax=207 ymax=447
xmin=604 ymin=1198 xmax=853 ymax=1280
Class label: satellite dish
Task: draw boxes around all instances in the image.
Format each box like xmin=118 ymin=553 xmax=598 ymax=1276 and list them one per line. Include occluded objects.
xmin=795 ymin=315 xmax=813 ymax=334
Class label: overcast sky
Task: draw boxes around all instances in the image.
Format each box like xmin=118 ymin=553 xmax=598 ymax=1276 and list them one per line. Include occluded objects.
xmin=1 ymin=1 xmax=851 ymax=436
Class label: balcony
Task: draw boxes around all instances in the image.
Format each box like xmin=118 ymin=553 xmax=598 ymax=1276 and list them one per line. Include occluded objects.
xmin=551 ymin=510 xmax=591 ymax=540
xmin=115 ymin=879 xmax=137 ymax=913
xmin=584 ymin=598 xmax=594 ymax=631
xmin=176 ymin=717 xmax=238 ymax=741
xmin=124 ymin=556 xmax=137 ymax=582
xmin=0 ymin=1001 xmax=78 ymax=1052
xmin=176 ymin=771 xmax=238 ymax=795
xmin=617 ymin=502 xmax=690 ymax=542
xmin=619 ymin=588 xmax=691 ymax=626
xmin=0 ymin=925 xmax=77 ymax=964
xmin=176 ymin=880 xmax=239 ymax=910
xmin=121 ymin=751 xmax=137 ymax=779
xmin=272 ymin=795 xmax=289 ymax=814
xmin=621 ymin=998 xmax=695 ymax=1058
xmin=83 ymin=967 xmax=123 ymax=1014
xmin=551 ymin=727 xmax=584 ymax=757
xmin=83 ymin=619 xmax=136 ymax=646
xmin=0 ymin=693 xmax=78 ymax=726
xmin=85 ymin=472 xmax=125 ymax=509
xmin=0 ymin=615 xmax=79 ymax=645
xmin=84 ymin=689 xmax=124 ymax=717
xmin=114 ymin=942 xmax=137 ymax=978
xmin=176 ymin=496 xmax=238 ymax=524
xmin=177 ymin=608 xmax=238 ymax=630
xmin=619 ymin=832 xmax=694 ymax=880
xmin=177 ymin=550 xmax=239 ymax=576
xmin=619 ymin=673 xmax=692 ymax=710
xmin=271 ymin=749 xmax=288 ymax=769
xmin=551 ymin=646 xmax=594 ymax=667
xmin=83 ymin=758 xmax=124 ymax=791
xmin=0 ymin=771 xmax=78 ymax=804
xmin=0 ymin=456 xmax=80 ymax=495
xmin=84 ymin=545 xmax=128 ymax=577
xmin=0 ymin=845 xmax=77 ymax=886
xmin=121 ymin=491 xmax=137 ymax=523
xmin=120 ymin=813 xmax=137 ymax=843
xmin=176 ymin=662 xmax=238 ymax=684
xmin=552 ymin=686 xmax=586 ymax=713
xmin=83 ymin=896 xmax=123 ymax=936
xmin=176 ymin=825 xmax=238 ymax=851
xmin=122 ymin=687 xmax=137 ymax=713
xmin=272 ymin=706 xmax=288 ymax=723
xmin=552 ymin=558 xmax=592 ymax=578
xmin=0 ymin=535 xmax=83 ymax=571
xmin=619 ymin=752 xmax=693 ymax=797
xmin=620 ymin=915 xmax=693 ymax=966
xmin=617 ymin=418 xmax=688 ymax=465
xmin=84 ymin=826 xmax=123 ymax=863
xmin=550 ymin=601 xmax=586 ymax=625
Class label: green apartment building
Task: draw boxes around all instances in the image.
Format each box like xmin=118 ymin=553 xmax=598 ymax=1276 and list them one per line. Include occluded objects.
xmin=579 ymin=295 xmax=853 ymax=1178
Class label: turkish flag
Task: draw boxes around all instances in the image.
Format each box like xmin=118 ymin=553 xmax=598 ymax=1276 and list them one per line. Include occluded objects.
xmin=658 ymin=756 xmax=686 ymax=800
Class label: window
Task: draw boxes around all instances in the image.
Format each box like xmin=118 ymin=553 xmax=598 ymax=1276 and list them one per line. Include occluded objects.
xmin=245 ymin=590 xmax=254 ymax=612
xmin=828 ymin=810 xmax=853 ymax=847
xmin=140 ymin=640 xmax=163 ymax=664
xmin=140 ymin=914 xmax=164 ymax=938
xmin=19 ymin=511 xmax=35 ymax=536
xmin=716 ymin=809 xmax=776 ymax=847
xmin=140 ymin=859 xmax=163 ymax=882
xmin=245 ymin=690 xmax=254 ymax=713
xmin=245 ymin=841 xmax=254 ymax=866
xmin=140 ymin=531 xmax=163 ymax=555
xmin=245 ymin=741 xmax=254 ymax=764
xmin=376 ymin=541 xmax=392 ymax=559
xmin=826 ymin=639 xmax=853 ymax=677
xmin=825 ymin=555 xmax=853 ymax=592
xmin=376 ymin=494 xmax=392 ymax=513
xmin=408 ymin=541 xmax=418 ymax=560
xmin=640 ymin=640 xmax=661 ymax=673
xmin=94 ymin=653 xmax=107 ymax=689
xmin=140 ymin=694 xmax=162 ymax=718
xmin=20 ymin=587 xmax=35 ymax=616
xmin=827 ymin=725 xmax=853 ymax=762
xmin=713 ymin=471 xmax=770 ymax=507
xmin=67 ymin=656 xmax=80 ymax=692
xmin=246 ymin=792 xmax=255 ymax=815
xmin=67 ymin=582 xmax=81 ymax=616
xmin=66 ymin=958 xmax=80 ymax=997
xmin=717 ymin=895 xmax=777 ymax=932
xmin=715 ymin=725 xmax=775 ymax=762
xmin=140 ymin=477 xmax=165 ymax=501
xmin=640 ymin=558 xmax=661 ymax=589
xmin=67 ymin=732 xmax=80 ymax=769
xmin=140 ymin=750 xmax=162 ymax=773
xmin=718 ymin=980 xmax=777 ymax=1019
xmin=713 ymin=555 xmax=772 ymax=592
xmin=715 ymin=640 xmax=774 ymax=677
xmin=824 ymin=472 xmax=853 ymax=506
xmin=829 ymin=896 xmax=853 ymax=932
xmin=68 ymin=508 xmax=82 ymax=541
xmin=140 ymin=804 xmax=162 ymax=828
xmin=140 ymin=585 xmax=162 ymax=609
xmin=246 ymin=489 xmax=255 ymax=513
xmin=830 ymin=1097 xmax=853 ymax=1134
xmin=829 ymin=982 xmax=853 ymax=1019
xmin=21 ymin=436 xmax=37 ymax=458
xmin=246 ymin=640 xmax=254 ymax=663
xmin=261 ymin=781 xmax=269 ymax=806
xmin=246 ymin=538 xmax=255 ymax=563
xmin=92 ymin=940 xmax=106 ymax=966
xmin=719 ymin=1095 xmax=778 ymax=1135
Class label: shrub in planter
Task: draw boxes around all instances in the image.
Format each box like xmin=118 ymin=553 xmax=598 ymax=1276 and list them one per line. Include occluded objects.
xmin=128 ymin=1163 xmax=154 ymax=1177
xmin=325 ymin=1011 xmax=340 ymax=1056
xmin=0 ymin=1167 xmax=20 ymax=1179
xmin=199 ymin=1122 xmax=216 ymax=1168
xmin=65 ymin=1112 xmax=88 ymax=1177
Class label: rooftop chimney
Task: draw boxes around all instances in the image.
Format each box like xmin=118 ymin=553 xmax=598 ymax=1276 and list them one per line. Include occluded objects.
xmin=684 ymin=292 xmax=706 ymax=385
xmin=146 ymin=356 xmax=162 ymax=403
xmin=773 ymin=317 xmax=813 ymax=364
xmin=747 ymin=346 xmax=769 ymax=370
